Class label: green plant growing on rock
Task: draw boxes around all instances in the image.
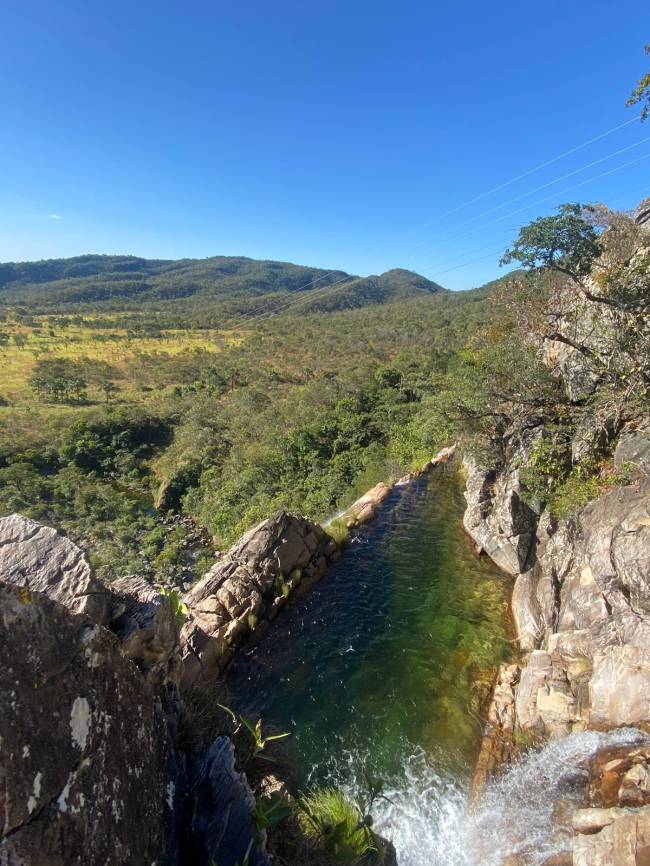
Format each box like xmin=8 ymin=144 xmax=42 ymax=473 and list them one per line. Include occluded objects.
xmin=297 ymin=789 xmax=377 ymax=863
xmin=274 ymin=574 xmax=291 ymax=599
xmin=217 ymin=704 xmax=290 ymax=762
xmin=297 ymin=774 xmax=392 ymax=864
xmin=251 ymin=792 xmax=293 ymax=833
xmin=326 ymin=517 xmax=349 ymax=546
xmin=158 ymin=586 xmax=188 ymax=626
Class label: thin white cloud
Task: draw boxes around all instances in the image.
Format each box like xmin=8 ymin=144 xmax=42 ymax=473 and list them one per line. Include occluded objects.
xmin=49 ymin=213 xmax=62 ymax=220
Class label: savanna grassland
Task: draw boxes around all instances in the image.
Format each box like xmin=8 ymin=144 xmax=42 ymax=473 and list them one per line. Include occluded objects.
xmin=4 ymin=200 xmax=645 ymax=590
xmin=0 ymin=255 xmax=503 ymax=584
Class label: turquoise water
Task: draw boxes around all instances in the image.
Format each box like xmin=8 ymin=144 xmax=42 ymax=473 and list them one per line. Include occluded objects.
xmin=227 ymin=467 xmax=513 ymax=863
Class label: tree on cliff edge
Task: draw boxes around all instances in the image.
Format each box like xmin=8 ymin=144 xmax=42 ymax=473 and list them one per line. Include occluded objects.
xmin=627 ymin=43 xmax=650 ymax=121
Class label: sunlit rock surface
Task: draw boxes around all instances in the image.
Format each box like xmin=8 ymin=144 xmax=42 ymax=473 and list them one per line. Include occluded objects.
xmin=0 ymin=513 xmax=109 ymax=622
xmin=180 ymin=510 xmax=335 ymax=685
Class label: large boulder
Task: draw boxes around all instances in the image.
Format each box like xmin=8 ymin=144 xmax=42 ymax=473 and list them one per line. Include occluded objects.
xmin=463 ymin=433 xmax=541 ymax=577
xmin=0 ymin=513 xmax=109 ymax=623
xmin=181 ymin=511 xmax=334 ymax=686
xmin=343 ymin=482 xmax=393 ymax=527
xmin=0 ymin=582 xmax=178 ymax=866
xmin=573 ymin=803 xmax=650 ymax=866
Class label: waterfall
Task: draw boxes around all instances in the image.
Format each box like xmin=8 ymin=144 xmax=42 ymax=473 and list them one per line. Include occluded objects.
xmin=320 ymin=728 xmax=648 ymax=866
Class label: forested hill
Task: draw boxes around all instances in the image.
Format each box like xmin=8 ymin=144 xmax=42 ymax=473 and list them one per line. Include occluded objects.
xmin=0 ymin=253 xmax=446 ymax=318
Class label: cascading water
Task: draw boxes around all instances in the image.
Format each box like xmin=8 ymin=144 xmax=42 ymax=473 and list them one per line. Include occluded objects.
xmin=226 ymin=471 xmax=645 ymax=863
xmin=370 ymin=728 xmax=648 ymax=865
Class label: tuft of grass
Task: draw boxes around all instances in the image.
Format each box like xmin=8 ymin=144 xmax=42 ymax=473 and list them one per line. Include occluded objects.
xmin=325 ymin=517 xmax=349 ymax=546
xmin=297 ymin=788 xmax=376 ymax=863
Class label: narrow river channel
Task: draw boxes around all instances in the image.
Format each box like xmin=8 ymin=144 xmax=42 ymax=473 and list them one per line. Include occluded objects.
xmin=227 ymin=466 xmax=513 ymax=863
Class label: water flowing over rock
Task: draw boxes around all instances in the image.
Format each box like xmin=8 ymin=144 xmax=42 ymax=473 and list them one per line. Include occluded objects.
xmin=180 ymin=510 xmax=336 ymax=685
xmin=467 ymin=728 xmax=649 ymax=866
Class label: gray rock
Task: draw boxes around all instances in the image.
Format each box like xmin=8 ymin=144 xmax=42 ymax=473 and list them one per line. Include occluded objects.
xmin=0 ymin=514 xmax=109 ymax=623
xmin=571 ymin=410 xmax=619 ymax=465
xmin=189 ymin=737 xmax=270 ymax=866
xmin=463 ymin=444 xmax=540 ymax=577
xmin=181 ymin=511 xmax=333 ymax=686
xmin=614 ymin=427 xmax=650 ymax=474
xmin=635 ymin=196 xmax=650 ymax=227
xmin=0 ymin=582 xmax=177 ymax=866
xmin=108 ymin=575 xmax=181 ymax=684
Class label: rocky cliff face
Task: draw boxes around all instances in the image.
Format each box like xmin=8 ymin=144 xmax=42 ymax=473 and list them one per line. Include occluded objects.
xmin=467 ymin=434 xmax=650 ymax=865
xmin=0 ymin=509 xmax=336 ymax=866
xmin=465 ymin=204 xmax=650 ymax=864
xmin=466 ymin=199 xmax=650 ymax=864
xmin=0 ymin=582 xmax=179 ymax=866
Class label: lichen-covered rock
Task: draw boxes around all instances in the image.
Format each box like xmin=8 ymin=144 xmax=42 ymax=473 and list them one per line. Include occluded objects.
xmin=614 ymin=427 xmax=650 ymax=475
xmin=0 ymin=582 xmax=177 ymax=866
xmin=181 ymin=511 xmax=334 ymax=685
xmin=0 ymin=513 xmax=109 ymax=623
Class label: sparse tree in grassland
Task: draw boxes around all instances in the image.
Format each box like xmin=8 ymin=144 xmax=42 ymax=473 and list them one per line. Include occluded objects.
xmin=29 ymin=357 xmax=88 ymax=404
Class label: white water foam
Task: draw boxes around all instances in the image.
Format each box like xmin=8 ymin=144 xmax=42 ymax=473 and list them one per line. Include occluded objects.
xmin=312 ymin=728 xmax=649 ymax=866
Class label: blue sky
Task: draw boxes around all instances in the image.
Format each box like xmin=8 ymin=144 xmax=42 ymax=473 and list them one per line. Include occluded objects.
xmin=1 ymin=0 xmax=649 ymax=290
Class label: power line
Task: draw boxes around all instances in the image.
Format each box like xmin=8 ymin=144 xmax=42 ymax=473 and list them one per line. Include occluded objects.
xmin=224 ymin=174 xmax=650 ymax=332
xmin=220 ymin=131 xmax=649 ymax=330
xmin=407 ymin=114 xmax=643 ymax=235
xmin=417 ymin=150 xmax=650 ymax=256
xmin=409 ymin=133 xmax=650 ymax=252
xmin=223 ymin=117 xmax=646 ymax=329
xmin=419 ymin=181 xmax=650 ymax=283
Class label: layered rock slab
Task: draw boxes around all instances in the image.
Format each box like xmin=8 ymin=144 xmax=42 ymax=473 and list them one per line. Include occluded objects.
xmin=181 ymin=510 xmax=335 ymax=685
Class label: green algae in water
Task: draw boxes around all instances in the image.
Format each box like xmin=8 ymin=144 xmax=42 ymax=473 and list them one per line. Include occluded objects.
xmin=227 ymin=468 xmax=511 ymax=785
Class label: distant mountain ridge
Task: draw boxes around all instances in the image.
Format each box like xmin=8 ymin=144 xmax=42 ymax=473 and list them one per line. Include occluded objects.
xmin=0 ymin=253 xmax=446 ymax=316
